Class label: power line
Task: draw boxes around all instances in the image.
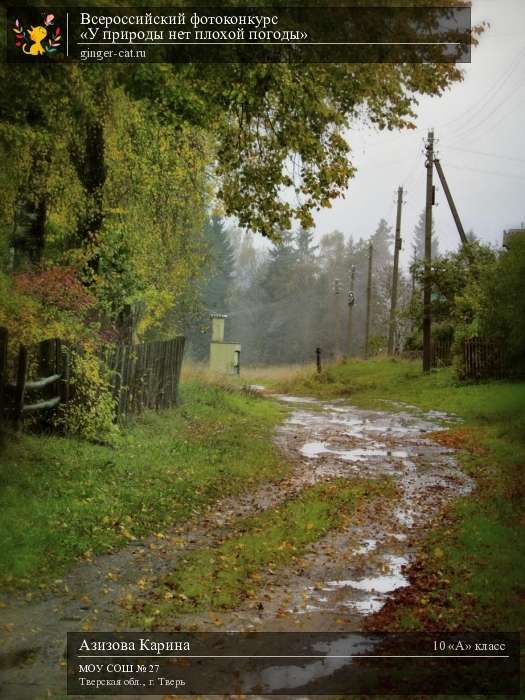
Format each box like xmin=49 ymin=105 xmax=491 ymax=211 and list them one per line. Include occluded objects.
xmin=439 ymin=144 xmax=525 ymax=164
xmin=445 ymin=163 xmax=525 ymax=181
xmin=448 ymin=91 xmax=525 ymax=146
xmin=449 ymin=81 xmax=525 ymax=143
xmin=436 ymin=45 xmax=525 ymax=134
xmin=438 ymin=142 xmax=525 ymax=163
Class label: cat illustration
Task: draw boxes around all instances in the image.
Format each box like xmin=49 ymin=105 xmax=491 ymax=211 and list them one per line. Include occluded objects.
xmin=23 ymin=25 xmax=47 ymax=56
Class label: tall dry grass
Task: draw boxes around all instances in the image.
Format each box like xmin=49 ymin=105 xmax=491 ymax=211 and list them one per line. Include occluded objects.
xmin=181 ymin=359 xmax=315 ymax=388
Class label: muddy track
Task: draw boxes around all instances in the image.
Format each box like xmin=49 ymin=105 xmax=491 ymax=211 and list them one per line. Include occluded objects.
xmin=0 ymin=393 xmax=472 ymax=699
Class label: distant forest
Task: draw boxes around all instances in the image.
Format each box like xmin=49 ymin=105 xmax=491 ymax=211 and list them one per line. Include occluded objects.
xmin=187 ymin=214 xmax=435 ymax=365
xmin=186 ymin=215 xmax=525 ymax=374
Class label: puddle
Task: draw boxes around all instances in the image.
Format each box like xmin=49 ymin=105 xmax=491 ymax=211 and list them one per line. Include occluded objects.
xmin=272 ymin=394 xmax=319 ymax=404
xmin=350 ymin=598 xmax=385 ymax=614
xmin=300 ymin=441 xmax=331 ymax=457
xmin=325 ymin=555 xmax=409 ymax=595
xmin=356 ymin=539 xmax=377 ymax=554
xmin=243 ymin=635 xmax=376 ymax=693
xmin=301 ymin=441 xmax=410 ymax=464
xmin=378 ymin=400 xmax=462 ymax=425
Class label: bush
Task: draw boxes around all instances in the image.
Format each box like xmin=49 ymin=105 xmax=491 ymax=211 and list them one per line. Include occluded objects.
xmin=53 ymin=350 xmax=119 ymax=444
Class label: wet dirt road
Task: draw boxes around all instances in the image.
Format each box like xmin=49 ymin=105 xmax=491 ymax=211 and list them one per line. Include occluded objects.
xmin=167 ymin=393 xmax=472 ymax=634
xmin=0 ymin=393 xmax=472 ymax=699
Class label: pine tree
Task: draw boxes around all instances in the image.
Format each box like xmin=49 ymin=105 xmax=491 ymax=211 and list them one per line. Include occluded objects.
xmin=370 ymin=218 xmax=394 ymax=271
xmin=262 ymin=231 xmax=300 ymax=301
xmin=204 ymin=216 xmax=235 ymax=315
xmin=412 ymin=209 xmax=439 ymax=261
xmin=187 ymin=216 xmax=235 ymax=359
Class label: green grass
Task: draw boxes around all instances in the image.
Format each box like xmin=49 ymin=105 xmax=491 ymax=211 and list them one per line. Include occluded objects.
xmin=135 ymin=477 xmax=393 ymax=627
xmin=279 ymin=358 xmax=525 ymax=632
xmin=0 ymin=380 xmax=288 ymax=591
xmin=278 ymin=356 xmax=522 ymax=415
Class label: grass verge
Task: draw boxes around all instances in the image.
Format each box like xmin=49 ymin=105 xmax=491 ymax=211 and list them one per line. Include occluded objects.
xmin=131 ymin=477 xmax=393 ymax=628
xmin=278 ymin=358 xmax=525 ymax=632
xmin=0 ymin=380 xmax=287 ymax=592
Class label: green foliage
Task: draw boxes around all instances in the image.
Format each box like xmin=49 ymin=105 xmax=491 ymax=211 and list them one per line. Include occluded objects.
xmin=367 ymin=334 xmax=388 ymax=357
xmin=0 ymin=35 xmax=475 ymax=261
xmin=53 ymin=350 xmax=119 ymax=444
xmin=479 ymin=237 xmax=525 ymax=373
xmin=406 ymin=238 xmax=525 ymax=376
xmin=102 ymin=89 xmax=211 ymax=336
xmin=90 ymin=224 xmax=146 ymax=318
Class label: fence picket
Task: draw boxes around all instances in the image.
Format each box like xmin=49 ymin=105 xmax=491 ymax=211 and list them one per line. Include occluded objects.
xmin=462 ymin=338 xmax=503 ymax=380
xmin=100 ymin=337 xmax=185 ymax=421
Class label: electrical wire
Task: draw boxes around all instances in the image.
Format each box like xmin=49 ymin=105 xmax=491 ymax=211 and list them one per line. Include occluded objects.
xmin=445 ymin=162 xmax=525 ymax=181
xmin=435 ymin=45 xmax=525 ymax=135
xmin=447 ymin=91 xmax=525 ymax=146
xmin=438 ymin=144 xmax=525 ymax=164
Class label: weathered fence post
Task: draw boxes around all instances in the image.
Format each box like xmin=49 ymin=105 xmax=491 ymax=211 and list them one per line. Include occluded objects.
xmin=316 ymin=347 xmax=322 ymax=374
xmin=14 ymin=345 xmax=28 ymax=428
xmin=60 ymin=348 xmax=70 ymax=404
xmin=0 ymin=327 xmax=8 ymax=442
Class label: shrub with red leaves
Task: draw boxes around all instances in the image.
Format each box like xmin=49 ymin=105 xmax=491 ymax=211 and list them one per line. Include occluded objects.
xmin=13 ymin=266 xmax=95 ymax=314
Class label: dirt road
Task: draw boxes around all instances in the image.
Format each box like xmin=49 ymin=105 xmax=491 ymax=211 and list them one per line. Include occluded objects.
xmin=0 ymin=392 xmax=471 ymax=699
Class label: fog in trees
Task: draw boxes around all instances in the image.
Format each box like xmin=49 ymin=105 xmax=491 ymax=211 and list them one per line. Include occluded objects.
xmin=187 ymin=217 xmax=414 ymax=364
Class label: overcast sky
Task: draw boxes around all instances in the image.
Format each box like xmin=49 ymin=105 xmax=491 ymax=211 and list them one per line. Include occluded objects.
xmin=249 ymin=0 xmax=525 ymax=267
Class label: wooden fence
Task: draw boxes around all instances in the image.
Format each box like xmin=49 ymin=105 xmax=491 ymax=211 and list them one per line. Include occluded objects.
xmin=0 ymin=327 xmax=185 ymax=429
xmin=401 ymin=341 xmax=453 ymax=367
xmin=0 ymin=333 xmax=68 ymax=428
xmin=462 ymin=338 xmax=504 ymax=380
xmin=401 ymin=338 xmax=503 ymax=379
xmin=431 ymin=340 xmax=453 ymax=368
xmin=101 ymin=337 xmax=185 ymax=419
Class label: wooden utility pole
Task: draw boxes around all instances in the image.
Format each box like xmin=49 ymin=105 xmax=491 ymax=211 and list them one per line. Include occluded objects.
xmin=347 ymin=265 xmax=356 ymax=357
xmin=334 ymin=278 xmax=342 ymax=359
xmin=364 ymin=243 xmax=373 ymax=359
xmin=433 ymin=158 xmax=468 ymax=248
xmin=388 ymin=186 xmax=404 ymax=356
xmin=423 ymin=130 xmax=434 ymax=373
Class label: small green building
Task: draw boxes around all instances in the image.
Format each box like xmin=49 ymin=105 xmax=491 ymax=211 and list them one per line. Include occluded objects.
xmin=209 ymin=314 xmax=241 ymax=374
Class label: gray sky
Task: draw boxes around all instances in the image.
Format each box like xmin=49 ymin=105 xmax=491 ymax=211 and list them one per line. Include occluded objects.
xmin=311 ymin=0 xmax=525 ymax=267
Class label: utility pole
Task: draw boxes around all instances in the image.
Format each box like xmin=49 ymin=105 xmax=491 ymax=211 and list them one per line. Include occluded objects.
xmin=423 ymin=130 xmax=434 ymax=373
xmin=334 ymin=278 xmax=342 ymax=359
xmin=433 ymin=158 xmax=468 ymax=248
xmin=364 ymin=242 xmax=373 ymax=359
xmin=347 ymin=265 xmax=356 ymax=357
xmin=388 ymin=186 xmax=404 ymax=356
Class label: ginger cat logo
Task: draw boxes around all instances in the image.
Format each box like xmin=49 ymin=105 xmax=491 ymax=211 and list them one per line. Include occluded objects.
xmin=12 ymin=14 xmax=62 ymax=56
